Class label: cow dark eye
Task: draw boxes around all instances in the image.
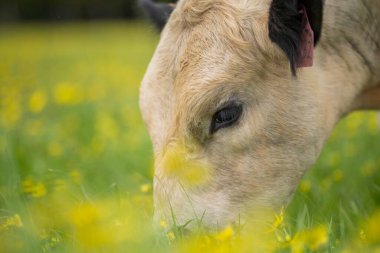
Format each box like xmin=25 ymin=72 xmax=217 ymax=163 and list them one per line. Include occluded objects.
xmin=210 ymin=104 xmax=243 ymax=133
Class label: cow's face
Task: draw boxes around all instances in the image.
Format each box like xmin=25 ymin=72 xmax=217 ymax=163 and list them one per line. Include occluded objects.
xmin=140 ymin=0 xmax=327 ymax=229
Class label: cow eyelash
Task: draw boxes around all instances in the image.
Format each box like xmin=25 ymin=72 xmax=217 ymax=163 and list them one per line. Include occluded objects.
xmin=210 ymin=103 xmax=243 ymax=134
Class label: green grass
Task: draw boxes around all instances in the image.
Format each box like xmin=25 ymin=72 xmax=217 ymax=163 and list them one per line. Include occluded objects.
xmin=0 ymin=21 xmax=379 ymax=253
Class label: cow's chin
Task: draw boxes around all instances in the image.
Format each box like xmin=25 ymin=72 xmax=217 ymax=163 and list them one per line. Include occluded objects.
xmin=153 ymin=181 xmax=291 ymax=232
xmin=153 ymin=185 xmax=237 ymax=231
xmin=153 ymin=204 xmax=284 ymax=233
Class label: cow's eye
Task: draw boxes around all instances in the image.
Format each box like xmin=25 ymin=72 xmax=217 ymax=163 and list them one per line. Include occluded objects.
xmin=210 ymin=104 xmax=243 ymax=133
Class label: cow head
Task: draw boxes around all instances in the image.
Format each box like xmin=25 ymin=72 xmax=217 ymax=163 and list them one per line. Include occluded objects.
xmin=139 ymin=0 xmax=331 ymax=230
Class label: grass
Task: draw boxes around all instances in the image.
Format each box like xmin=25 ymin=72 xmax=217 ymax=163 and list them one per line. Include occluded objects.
xmin=0 ymin=21 xmax=379 ymax=253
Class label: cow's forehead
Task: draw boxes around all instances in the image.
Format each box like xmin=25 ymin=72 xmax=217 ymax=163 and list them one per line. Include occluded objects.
xmin=164 ymin=6 xmax=265 ymax=87
xmin=167 ymin=30 xmax=252 ymax=121
xmin=142 ymin=0 xmax=281 ymax=145
xmin=172 ymin=0 xmax=271 ymax=27
xmin=164 ymin=0 xmax=275 ymax=86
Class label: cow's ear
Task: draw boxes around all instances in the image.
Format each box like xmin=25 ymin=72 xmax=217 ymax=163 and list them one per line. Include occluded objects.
xmin=139 ymin=0 xmax=175 ymax=31
xmin=268 ymin=0 xmax=324 ymax=75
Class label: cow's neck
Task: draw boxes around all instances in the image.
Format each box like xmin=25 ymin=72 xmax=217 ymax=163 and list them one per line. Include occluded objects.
xmin=315 ymin=0 xmax=380 ymax=115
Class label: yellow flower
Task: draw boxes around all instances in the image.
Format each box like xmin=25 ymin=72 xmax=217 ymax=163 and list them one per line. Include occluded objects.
xmin=214 ymin=225 xmax=234 ymax=241
xmin=362 ymin=210 xmax=380 ymax=244
xmin=273 ymin=206 xmax=285 ymax=230
xmin=276 ymin=232 xmax=292 ymax=243
xmin=160 ymin=220 xmax=168 ymax=229
xmin=32 ymin=182 xmax=47 ymax=198
xmin=299 ymin=180 xmax=312 ymax=193
xmin=140 ymin=183 xmax=151 ymax=193
xmin=290 ymin=225 xmax=328 ymax=253
xmin=161 ymin=142 xmax=212 ymax=187
xmin=22 ymin=178 xmax=34 ymax=192
xmin=167 ymin=231 xmax=176 ymax=241
xmin=360 ymin=229 xmax=366 ymax=240
xmin=40 ymin=229 xmax=61 ymax=252
xmin=22 ymin=178 xmax=47 ymax=198
xmin=0 ymin=214 xmax=23 ymax=231
xmin=76 ymin=223 xmax=117 ymax=248
xmin=54 ymin=82 xmax=83 ymax=105
xmin=305 ymin=226 xmax=328 ymax=250
xmin=68 ymin=199 xmax=141 ymax=249
xmin=71 ymin=203 xmax=100 ymax=227
xmin=28 ymin=90 xmax=47 ymax=113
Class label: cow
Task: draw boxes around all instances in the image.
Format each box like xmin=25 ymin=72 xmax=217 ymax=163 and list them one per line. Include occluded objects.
xmin=139 ymin=0 xmax=380 ymax=230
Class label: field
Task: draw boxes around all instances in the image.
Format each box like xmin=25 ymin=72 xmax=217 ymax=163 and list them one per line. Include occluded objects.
xmin=0 ymin=22 xmax=379 ymax=253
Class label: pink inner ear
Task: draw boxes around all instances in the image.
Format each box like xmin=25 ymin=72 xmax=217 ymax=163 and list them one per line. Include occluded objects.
xmin=296 ymin=6 xmax=314 ymax=68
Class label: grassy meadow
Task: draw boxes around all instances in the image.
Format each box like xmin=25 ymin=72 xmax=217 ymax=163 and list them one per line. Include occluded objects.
xmin=0 ymin=21 xmax=380 ymax=253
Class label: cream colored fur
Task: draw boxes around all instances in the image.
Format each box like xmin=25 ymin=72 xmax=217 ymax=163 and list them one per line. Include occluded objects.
xmin=140 ymin=0 xmax=380 ymax=229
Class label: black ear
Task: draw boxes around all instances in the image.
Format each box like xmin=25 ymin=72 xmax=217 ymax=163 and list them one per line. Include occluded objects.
xmin=268 ymin=0 xmax=324 ymax=75
xmin=139 ymin=0 xmax=175 ymax=31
